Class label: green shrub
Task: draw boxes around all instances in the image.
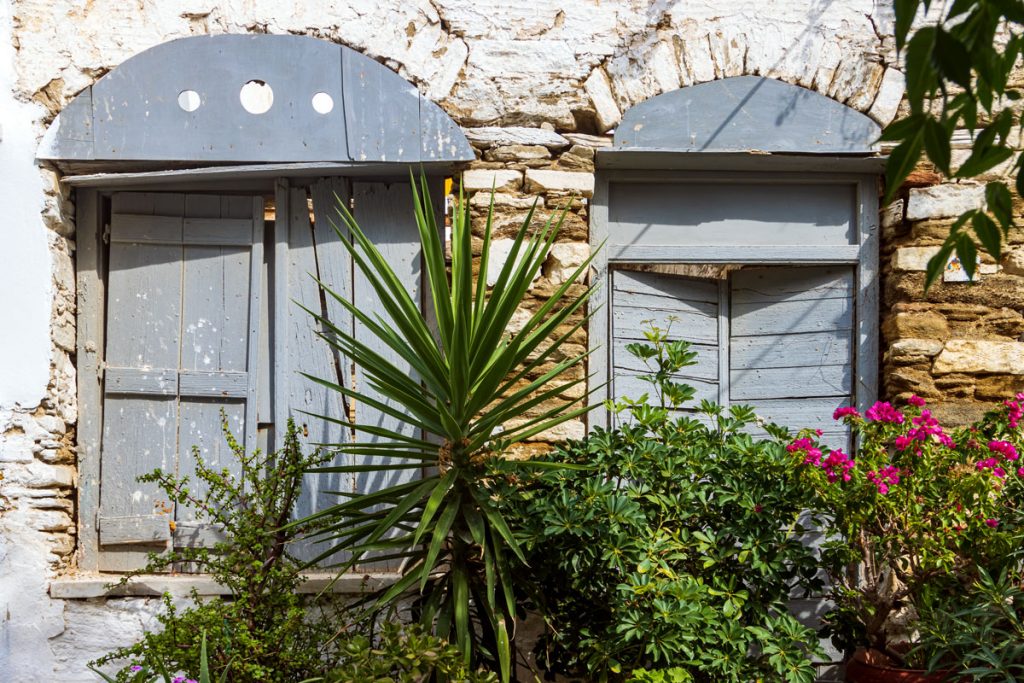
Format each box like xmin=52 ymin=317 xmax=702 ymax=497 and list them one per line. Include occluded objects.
xmin=495 ymin=326 xmax=824 ymax=683
xmin=914 ymin=568 xmax=1024 ymax=679
xmin=91 ymin=419 xmax=345 ymax=682
xmin=317 ymin=622 xmax=498 ymax=683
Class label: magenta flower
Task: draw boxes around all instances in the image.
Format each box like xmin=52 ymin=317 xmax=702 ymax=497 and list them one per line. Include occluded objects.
xmin=1018 ymin=467 xmax=1024 ymax=477
xmin=908 ymin=394 xmax=926 ymax=407
xmin=130 ymin=666 xmax=143 ymax=672
xmin=989 ymin=440 xmax=1019 ymax=461
xmin=986 ymin=518 xmax=1000 ymax=528
xmin=833 ymin=406 xmax=860 ymax=421
xmin=865 ymin=401 xmax=905 ymax=424
xmin=866 ymin=465 xmax=901 ymax=494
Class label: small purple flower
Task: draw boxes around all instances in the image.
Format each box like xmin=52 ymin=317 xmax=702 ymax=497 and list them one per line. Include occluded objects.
xmin=130 ymin=665 xmax=143 ymax=672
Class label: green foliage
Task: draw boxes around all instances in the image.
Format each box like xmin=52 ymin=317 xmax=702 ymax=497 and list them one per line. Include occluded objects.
xmin=495 ymin=326 xmax=823 ymax=683
xmin=886 ymin=0 xmax=1024 ymax=287
xmin=92 ymin=419 xmax=344 ymax=682
xmin=313 ymin=623 xmax=498 ymax=683
xmin=915 ymin=568 xmax=1024 ymax=680
xmin=90 ymin=631 xmax=229 ymax=683
xmin=293 ymin=176 xmax=596 ymax=679
xmin=789 ymin=396 xmax=1024 ymax=666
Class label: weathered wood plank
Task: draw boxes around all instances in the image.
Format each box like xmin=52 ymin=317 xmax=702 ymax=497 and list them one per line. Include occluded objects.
xmin=109 ymin=214 xmax=184 ymax=243
xmin=607 ymin=182 xmax=856 ymax=247
xmin=76 ymin=189 xmax=104 ymax=571
xmin=100 ymin=515 xmax=172 ymax=545
xmin=178 ymin=371 xmax=248 ymax=398
xmin=104 ymin=367 xmax=178 ymax=395
xmin=173 ymin=522 xmax=229 ymax=548
xmin=183 ymin=218 xmax=254 ymax=246
xmin=730 ymin=331 xmax=852 ymax=369
xmin=287 ymin=185 xmax=352 ymax=564
xmin=731 ymin=266 xmax=854 ymax=303
xmin=612 ymin=339 xmax=718 ymax=381
xmin=613 ymin=371 xmax=718 ymax=405
xmin=351 ymin=181 xmax=423 ymax=570
xmin=176 ymin=399 xmax=245 ymax=525
xmin=731 ymin=297 xmax=853 ymax=337
xmin=310 ymin=177 xmax=354 ymax=425
xmin=613 ymin=269 xmax=719 ymax=303
xmin=613 ymin=305 xmax=718 ymax=345
xmin=730 ymin=365 xmax=852 ymax=400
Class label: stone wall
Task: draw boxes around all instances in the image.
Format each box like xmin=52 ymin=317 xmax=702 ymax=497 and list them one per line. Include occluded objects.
xmin=3 ymin=0 xmax=1019 ymax=680
xmin=882 ymin=135 xmax=1024 ymax=426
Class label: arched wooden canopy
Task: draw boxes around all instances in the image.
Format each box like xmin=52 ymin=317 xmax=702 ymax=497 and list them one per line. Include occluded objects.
xmin=38 ymin=34 xmax=473 ymax=171
xmin=610 ymin=75 xmax=881 ymax=156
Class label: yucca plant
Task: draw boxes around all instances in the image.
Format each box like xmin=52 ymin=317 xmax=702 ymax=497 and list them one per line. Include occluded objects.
xmin=294 ymin=175 xmax=598 ymax=680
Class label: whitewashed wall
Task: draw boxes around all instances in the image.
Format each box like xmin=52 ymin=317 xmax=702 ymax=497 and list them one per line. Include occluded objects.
xmin=0 ymin=0 xmax=908 ymax=680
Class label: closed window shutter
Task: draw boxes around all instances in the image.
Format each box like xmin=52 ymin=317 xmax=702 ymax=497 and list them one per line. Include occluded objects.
xmin=287 ymin=180 xmax=428 ymax=568
xmin=729 ymin=266 xmax=855 ymax=448
xmin=98 ymin=193 xmax=263 ymax=571
xmin=611 ymin=269 xmax=720 ymax=421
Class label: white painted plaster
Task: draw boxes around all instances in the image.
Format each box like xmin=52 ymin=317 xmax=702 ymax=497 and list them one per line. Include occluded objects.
xmin=0 ymin=0 xmax=51 ymax=410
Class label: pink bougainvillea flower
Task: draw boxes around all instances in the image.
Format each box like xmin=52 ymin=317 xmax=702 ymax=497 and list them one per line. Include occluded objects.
xmin=989 ymin=440 xmax=1019 ymax=461
xmin=866 ymin=465 xmax=901 ymax=494
xmin=986 ymin=518 xmax=1000 ymax=528
xmin=833 ymin=406 xmax=860 ymax=421
xmin=1005 ymin=400 xmax=1022 ymax=428
xmin=908 ymin=394 xmax=926 ymax=407
xmin=994 ymin=467 xmax=1007 ymax=478
xmin=815 ymin=428 xmax=823 ymax=436
xmin=1018 ymin=467 xmax=1024 ymax=477
xmin=865 ymin=401 xmax=905 ymax=424
xmin=894 ymin=435 xmax=913 ymax=450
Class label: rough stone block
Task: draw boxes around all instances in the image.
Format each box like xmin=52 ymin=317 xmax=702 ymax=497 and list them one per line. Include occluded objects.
xmin=893 ymin=246 xmax=942 ymax=272
xmin=933 ymin=339 xmax=1024 ymax=374
xmin=883 ymin=311 xmax=950 ymax=340
xmin=906 ymin=184 xmax=985 ymax=221
xmin=524 ymin=169 xmax=595 ymax=196
xmin=867 ymin=67 xmax=905 ymax=126
xmin=483 ymin=144 xmax=550 ymax=163
xmin=465 ymin=127 xmax=569 ymax=150
xmin=468 ymin=192 xmax=537 ymax=210
xmin=584 ymin=68 xmax=622 ymax=133
xmin=544 ymin=243 xmax=590 ymax=284
xmin=887 ymin=338 xmax=944 ymax=363
xmin=1003 ymin=247 xmax=1024 ymax=276
xmin=462 ymin=169 xmax=523 ymax=192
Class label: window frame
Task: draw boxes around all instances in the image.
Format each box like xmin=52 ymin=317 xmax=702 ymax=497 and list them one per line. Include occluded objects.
xmin=587 ymin=166 xmax=880 ymax=429
xmin=74 ymin=173 xmax=447 ymax=575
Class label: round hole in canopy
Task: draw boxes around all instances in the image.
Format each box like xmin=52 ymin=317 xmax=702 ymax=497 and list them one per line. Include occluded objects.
xmin=311 ymin=92 xmax=334 ymax=114
xmin=239 ymin=80 xmax=273 ymax=114
xmin=177 ymin=90 xmax=201 ymax=112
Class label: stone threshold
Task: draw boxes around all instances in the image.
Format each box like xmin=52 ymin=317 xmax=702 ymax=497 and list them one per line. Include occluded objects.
xmin=50 ymin=572 xmax=398 ymax=599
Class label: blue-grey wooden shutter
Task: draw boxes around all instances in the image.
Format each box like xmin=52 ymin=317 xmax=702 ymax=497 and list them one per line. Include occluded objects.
xmin=99 ymin=192 xmax=263 ymax=571
xmin=729 ymin=266 xmax=855 ymax=448
xmin=288 ymin=179 xmax=428 ymax=568
xmin=611 ymin=269 xmax=720 ymax=420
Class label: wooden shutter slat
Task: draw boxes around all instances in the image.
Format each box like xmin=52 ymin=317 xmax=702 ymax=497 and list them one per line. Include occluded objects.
xmin=183 ymin=218 xmax=254 ymax=246
xmin=178 ymin=371 xmax=248 ymax=398
xmin=100 ymin=515 xmax=173 ymax=545
xmin=349 ymin=181 xmax=423 ymax=571
xmin=109 ymin=213 xmax=184 ymax=243
xmin=282 ymin=185 xmax=353 ymax=564
xmin=729 ymin=266 xmax=855 ymax=450
xmin=104 ymin=367 xmax=178 ymax=395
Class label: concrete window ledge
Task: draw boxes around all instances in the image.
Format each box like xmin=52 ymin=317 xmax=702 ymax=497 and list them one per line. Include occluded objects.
xmin=50 ymin=573 xmax=398 ymax=599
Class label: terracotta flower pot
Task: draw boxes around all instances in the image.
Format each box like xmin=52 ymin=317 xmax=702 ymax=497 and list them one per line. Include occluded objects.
xmin=845 ymin=648 xmax=958 ymax=683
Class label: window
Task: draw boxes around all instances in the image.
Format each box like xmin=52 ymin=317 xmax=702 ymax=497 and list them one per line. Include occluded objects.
xmin=611 ymin=264 xmax=856 ymax=447
xmin=589 ymin=77 xmax=882 ymax=444
xmin=51 ymin=34 xmax=473 ymax=575
xmin=77 ymin=179 xmax=442 ymax=572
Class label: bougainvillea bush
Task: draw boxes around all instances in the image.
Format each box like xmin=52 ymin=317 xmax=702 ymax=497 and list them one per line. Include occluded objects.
xmin=495 ymin=328 xmax=825 ymax=683
xmin=788 ymin=393 xmax=1024 ymax=667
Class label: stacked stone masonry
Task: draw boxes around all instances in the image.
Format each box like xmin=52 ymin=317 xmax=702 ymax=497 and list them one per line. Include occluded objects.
xmin=0 ymin=0 xmax=1022 ymax=680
